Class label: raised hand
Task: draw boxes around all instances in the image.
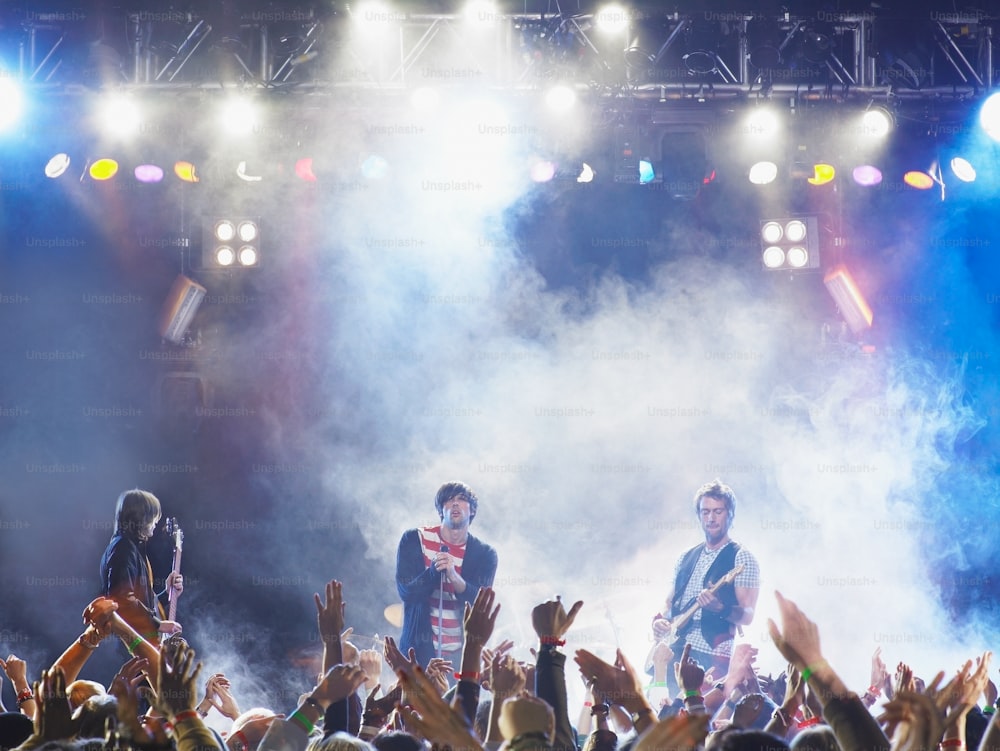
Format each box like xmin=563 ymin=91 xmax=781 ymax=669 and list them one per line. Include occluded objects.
xmin=363 ymin=682 xmax=403 ymax=730
xmin=359 ymin=647 xmax=383 ymax=689
xmin=634 ymin=712 xmax=709 ymax=751
xmin=425 ymin=658 xmax=454 ymax=695
xmin=532 ymin=596 xmax=583 ymax=641
xmin=384 ymin=635 xmax=417 ymax=673
xmin=153 ymin=641 xmax=202 ymax=718
xmin=397 ymin=665 xmax=482 ymax=750
xmin=0 ymin=654 xmax=28 ymax=688
xmin=110 ymin=668 xmax=168 ymax=746
xmin=32 ymin=668 xmax=75 ymax=742
xmin=767 ymin=591 xmax=823 ymax=670
xmin=575 ymin=648 xmax=647 ymax=713
xmin=313 ymin=664 xmax=367 ymax=708
xmin=674 ymin=644 xmax=706 ymax=694
xmin=315 ymin=580 xmax=345 ymax=646
xmin=880 ymin=690 xmax=945 ymax=751
xmin=209 ymin=674 xmax=242 ymax=719
xmin=491 ymin=654 xmax=527 ymax=697
xmin=464 ymin=587 xmax=500 ymax=647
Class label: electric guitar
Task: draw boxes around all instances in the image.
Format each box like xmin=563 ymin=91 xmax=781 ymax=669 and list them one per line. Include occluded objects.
xmin=645 ymin=563 xmax=745 ymax=671
xmin=164 ymin=517 xmax=184 ymax=622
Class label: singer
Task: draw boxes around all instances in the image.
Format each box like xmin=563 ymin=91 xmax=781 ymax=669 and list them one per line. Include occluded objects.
xmin=394 ymin=481 xmax=498 ymax=669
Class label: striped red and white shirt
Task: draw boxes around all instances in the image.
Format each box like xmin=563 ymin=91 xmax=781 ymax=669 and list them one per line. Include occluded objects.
xmin=418 ymin=525 xmax=467 ymax=656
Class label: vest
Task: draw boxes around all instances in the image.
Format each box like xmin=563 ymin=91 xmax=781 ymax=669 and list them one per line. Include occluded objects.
xmin=670 ymin=540 xmax=741 ymax=649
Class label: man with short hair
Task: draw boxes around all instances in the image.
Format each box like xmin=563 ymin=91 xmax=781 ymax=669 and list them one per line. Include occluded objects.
xmin=651 ymin=479 xmax=760 ymax=691
xmin=395 ymin=482 xmax=498 ymax=669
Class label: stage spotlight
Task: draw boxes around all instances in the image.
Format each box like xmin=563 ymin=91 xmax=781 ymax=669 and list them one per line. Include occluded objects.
xmin=747 ymin=19 xmax=782 ymax=69
xmin=638 ymin=159 xmax=655 ymax=184
xmin=237 ymin=246 xmax=258 ymax=266
xmin=159 ymin=275 xmax=207 ymax=345
xmin=760 ymin=216 xmax=820 ymax=271
xmin=545 ymin=85 xmax=576 ymax=113
xmin=236 ymin=161 xmax=264 ymax=182
xmin=531 ymin=160 xmax=556 ymax=183
xmin=784 ymin=220 xmax=807 ymax=243
xmin=761 ymin=221 xmax=783 ymax=244
xmin=135 ymin=164 xmax=165 ymax=183
xmin=577 ymin=163 xmax=595 ymax=183
xmin=595 ymin=4 xmax=630 ymax=34
xmin=0 ymin=78 xmax=23 ymax=132
xmin=214 ymin=220 xmax=236 ymax=242
xmin=174 ymin=161 xmax=199 ymax=182
xmin=745 ymin=108 xmax=779 ymax=139
xmin=294 ymin=158 xmax=318 ymax=182
xmin=950 ymin=157 xmax=976 ymax=183
xmin=762 ymin=246 xmax=785 ymax=269
xmin=748 ymin=161 xmax=778 ymax=185
xmin=786 ymin=246 xmax=809 ymax=268
xmin=861 ymin=108 xmax=892 ymax=138
xmin=90 ymin=158 xmax=119 ymax=181
xmin=216 ymin=247 xmax=235 ymax=266
xmin=824 ymin=265 xmax=873 ymax=334
xmin=220 ymin=98 xmax=257 ymax=136
xmin=45 ymin=153 xmax=71 ymax=178
xmin=852 ymin=165 xmax=882 ymax=186
xmin=203 ymin=217 xmax=260 ymax=270
xmin=980 ymin=92 xmax=1000 ymax=142
xmin=100 ymin=95 xmax=141 ymax=137
xmin=807 ymin=164 xmax=836 ymax=186
xmin=237 ymin=220 xmax=258 ymax=242
xmin=903 ymin=170 xmax=934 ymax=190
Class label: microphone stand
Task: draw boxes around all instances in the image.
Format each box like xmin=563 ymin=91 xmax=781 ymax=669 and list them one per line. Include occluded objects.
xmin=438 ymin=545 xmax=448 ymax=661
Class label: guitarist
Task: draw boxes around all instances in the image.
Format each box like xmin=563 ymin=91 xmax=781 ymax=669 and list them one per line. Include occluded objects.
xmin=99 ymin=489 xmax=184 ymax=646
xmin=650 ymin=480 xmax=760 ymax=694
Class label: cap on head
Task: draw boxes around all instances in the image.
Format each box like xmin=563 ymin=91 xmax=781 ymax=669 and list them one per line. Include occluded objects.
xmin=434 ymin=482 xmax=478 ymax=522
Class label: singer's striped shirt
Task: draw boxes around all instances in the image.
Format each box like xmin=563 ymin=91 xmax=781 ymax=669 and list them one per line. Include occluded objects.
xmin=418 ymin=525 xmax=467 ymax=657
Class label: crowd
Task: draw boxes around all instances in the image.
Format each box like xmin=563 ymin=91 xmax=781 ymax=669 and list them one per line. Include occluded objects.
xmin=0 ymin=580 xmax=996 ymax=751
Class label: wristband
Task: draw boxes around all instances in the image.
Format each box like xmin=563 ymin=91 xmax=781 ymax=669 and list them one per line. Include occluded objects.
xmin=940 ymin=740 xmax=964 ymax=748
xmin=684 ymin=690 xmax=701 ymax=699
xmin=648 ymin=681 xmax=668 ymax=688
xmin=16 ymin=691 xmax=34 ymax=705
xmin=126 ymin=636 xmax=143 ymax=655
xmin=801 ymin=662 xmax=827 ymax=683
xmin=984 ymin=706 xmax=996 ymax=715
xmin=539 ymin=636 xmax=566 ymax=646
xmin=173 ymin=710 xmax=200 ymax=724
xmin=197 ymin=707 xmax=209 ymax=718
xmin=360 ymin=725 xmax=383 ymax=737
xmin=454 ymin=672 xmax=481 ymax=681
xmin=797 ymin=717 xmax=821 ymax=728
xmin=289 ymin=710 xmax=315 ymax=735
xmin=591 ymin=702 xmax=610 ymax=716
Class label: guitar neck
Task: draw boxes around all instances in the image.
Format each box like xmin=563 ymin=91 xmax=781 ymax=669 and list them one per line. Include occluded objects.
xmin=167 ymin=548 xmax=182 ymax=621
